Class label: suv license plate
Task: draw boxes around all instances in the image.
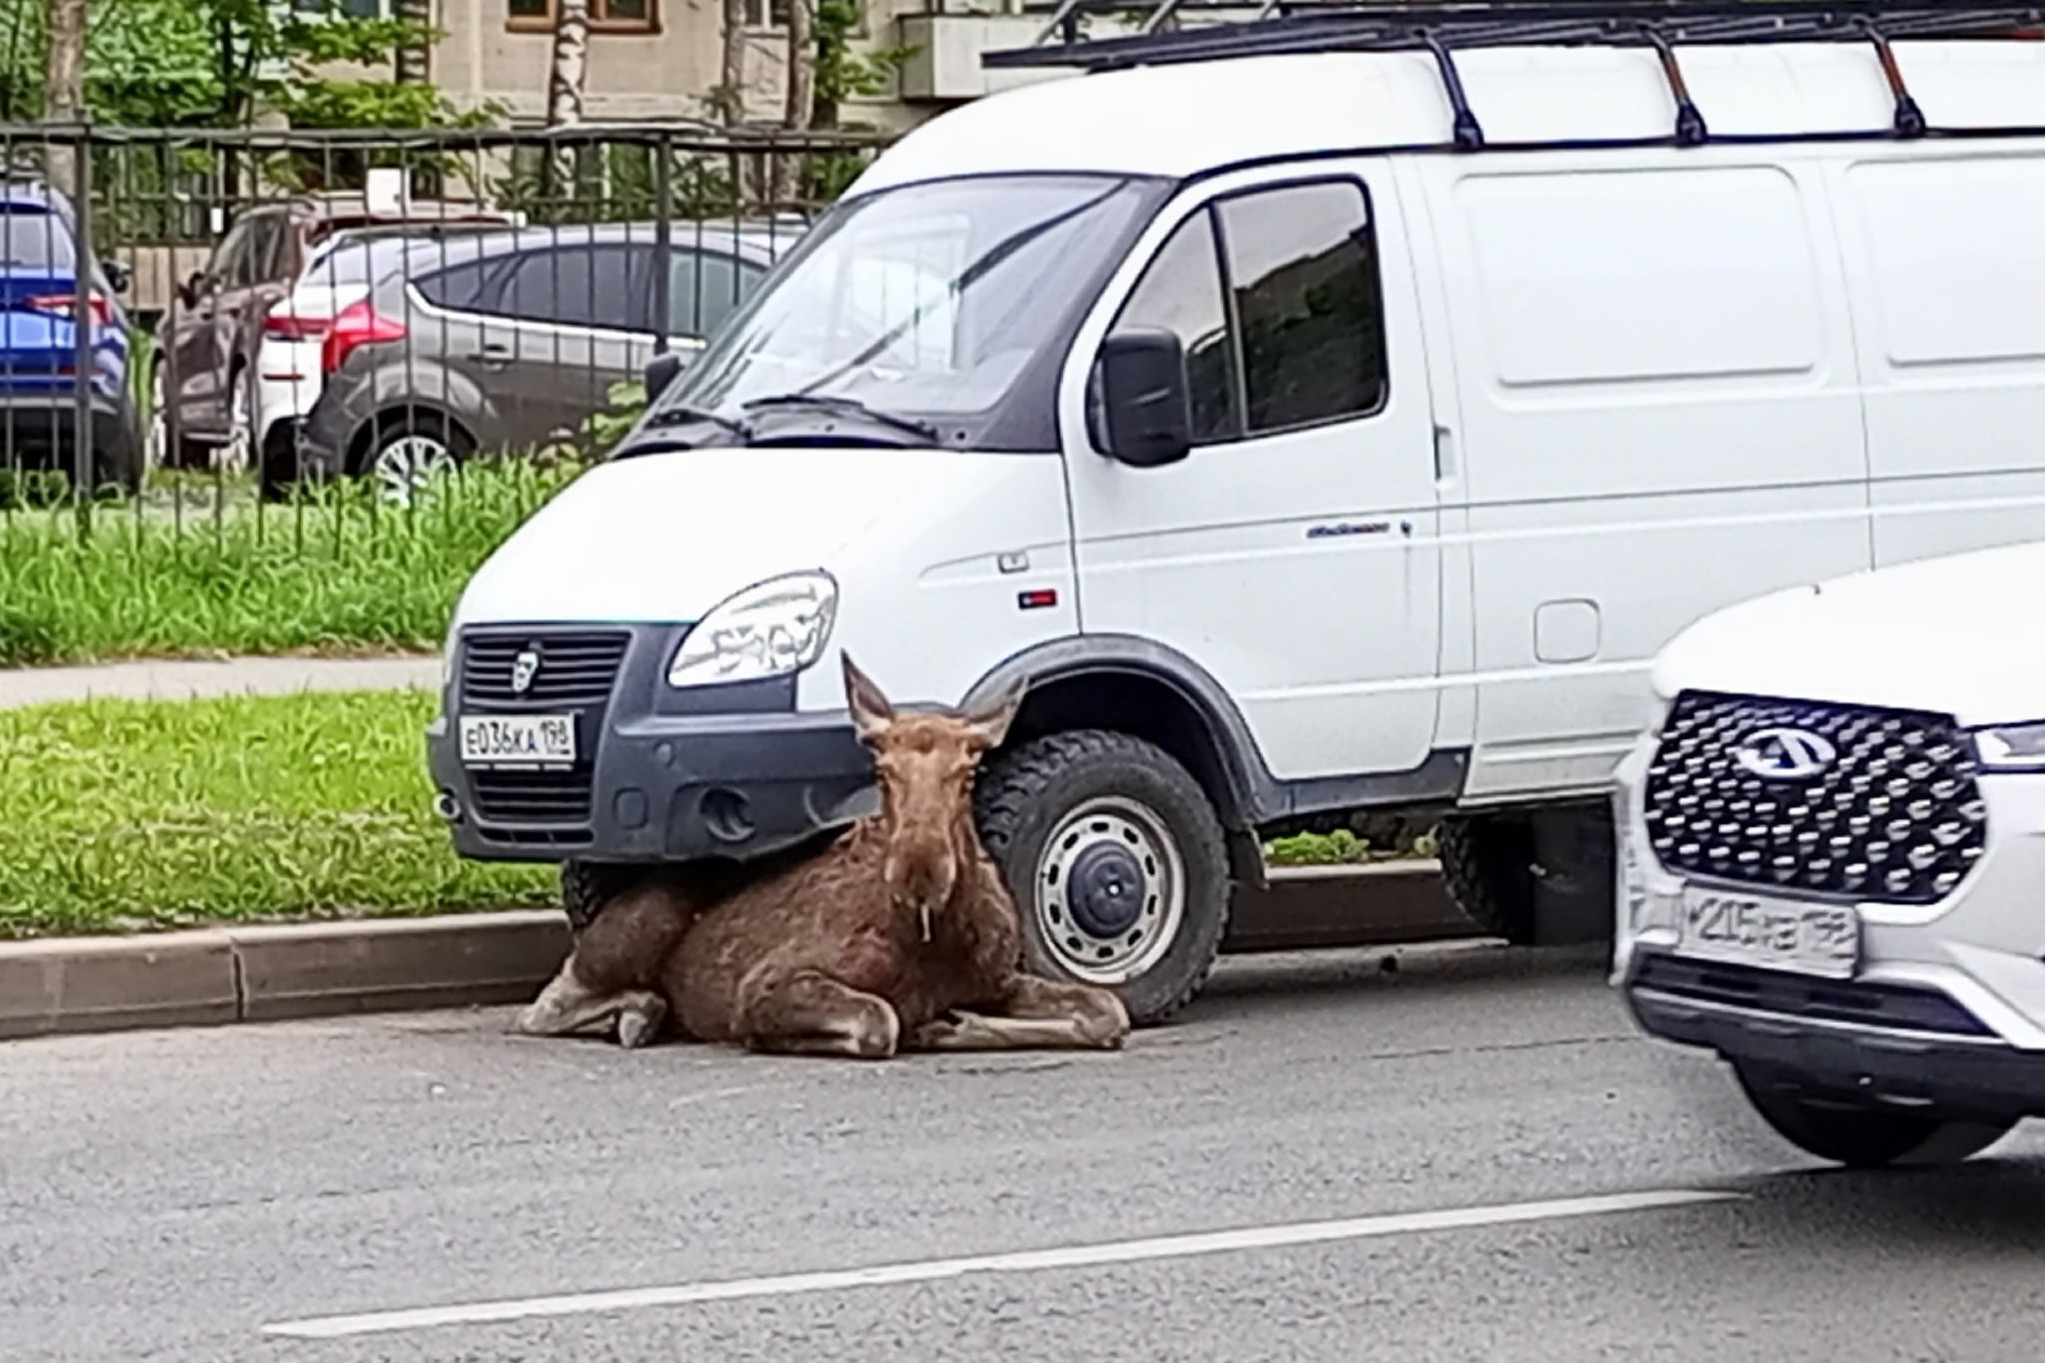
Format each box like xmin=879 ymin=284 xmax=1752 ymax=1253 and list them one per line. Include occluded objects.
xmin=1675 ymin=886 xmax=1860 ymax=979
xmin=459 ymin=714 xmax=576 ymax=768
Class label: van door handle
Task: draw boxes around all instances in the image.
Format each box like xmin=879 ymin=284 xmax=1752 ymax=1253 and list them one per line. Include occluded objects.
xmin=468 ymin=344 xmax=512 ymax=370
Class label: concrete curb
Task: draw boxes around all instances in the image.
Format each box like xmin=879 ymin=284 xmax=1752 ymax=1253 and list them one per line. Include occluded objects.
xmin=0 ymin=910 xmax=571 ymax=1042
xmin=0 ymin=655 xmax=441 ymax=711
xmin=0 ymin=864 xmax=1461 ymax=1043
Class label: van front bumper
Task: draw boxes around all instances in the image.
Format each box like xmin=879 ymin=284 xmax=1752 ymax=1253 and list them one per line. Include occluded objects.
xmin=426 ymin=622 xmax=876 ymax=865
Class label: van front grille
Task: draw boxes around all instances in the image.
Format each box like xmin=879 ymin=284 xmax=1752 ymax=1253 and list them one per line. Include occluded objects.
xmin=1642 ymin=691 xmax=1987 ymax=905
xmin=469 ymin=769 xmax=594 ymax=825
xmin=459 ymin=630 xmax=630 ymax=712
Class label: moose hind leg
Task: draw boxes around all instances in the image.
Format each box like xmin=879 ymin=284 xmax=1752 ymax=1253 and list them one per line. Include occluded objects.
xmin=907 ymin=974 xmax=1131 ymax=1052
xmin=737 ymin=968 xmax=900 ymax=1060
xmin=514 ymin=960 xmax=667 ymax=1048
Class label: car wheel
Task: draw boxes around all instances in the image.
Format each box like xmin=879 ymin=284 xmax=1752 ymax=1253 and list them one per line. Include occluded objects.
xmin=1733 ymin=1063 xmax=2016 ymax=1168
xmin=360 ymin=411 xmax=472 ymax=508
xmin=219 ymin=368 xmax=253 ymax=475
xmin=975 ymin=729 xmax=1231 ymax=1027
xmin=561 ymin=860 xmax=641 ymax=933
xmin=1435 ymin=811 xmax=1538 ymax=942
xmin=147 ymin=354 xmax=205 ymax=472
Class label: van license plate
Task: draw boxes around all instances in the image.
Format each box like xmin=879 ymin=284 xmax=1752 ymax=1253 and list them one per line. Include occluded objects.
xmin=1675 ymin=886 xmax=1859 ymax=979
xmin=459 ymin=714 xmax=576 ymax=768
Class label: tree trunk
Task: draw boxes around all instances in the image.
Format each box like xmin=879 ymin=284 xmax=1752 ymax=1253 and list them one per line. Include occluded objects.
xmin=717 ymin=0 xmax=748 ymax=125
xmin=547 ymin=0 xmax=590 ymax=127
xmin=775 ymin=0 xmax=813 ymax=211
xmin=783 ymin=0 xmax=814 ymax=131
xmin=42 ymin=0 xmax=87 ymax=199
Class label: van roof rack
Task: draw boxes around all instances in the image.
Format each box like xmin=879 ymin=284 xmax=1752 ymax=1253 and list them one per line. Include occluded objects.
xmin=983 ymin=1 xmax=2045 ymax=146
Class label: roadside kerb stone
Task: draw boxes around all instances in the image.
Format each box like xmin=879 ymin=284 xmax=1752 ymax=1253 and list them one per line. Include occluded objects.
xmin=0 ymin=654 xmax=441 ymax=710
xmin=231 ymin=911 xmax=571 ymax=1022
xmin=0 ymin=912 xmax=570 ymax=1042
xmin=0 ymin=929 xmax=242 ymax=1040
xmin=0 ymin=863 xmax=1466 ymax=1042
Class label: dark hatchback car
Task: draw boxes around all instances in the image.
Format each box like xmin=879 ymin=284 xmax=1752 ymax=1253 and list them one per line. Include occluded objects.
xmin=151 ymin=192 xmax=519 ymax=472
xmin=288 ymin=220 xmax=800 ymax=500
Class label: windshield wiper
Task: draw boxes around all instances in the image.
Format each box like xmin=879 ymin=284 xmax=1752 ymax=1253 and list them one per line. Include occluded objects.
xmin=641 ymin=404 xmax=753 ymax=442
xmin=741 ymin=393 xmax=940 ymax=445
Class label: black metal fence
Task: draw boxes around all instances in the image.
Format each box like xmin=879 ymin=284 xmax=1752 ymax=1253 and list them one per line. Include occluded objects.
xmin=0 ymin=121 xmax=890 ymax=525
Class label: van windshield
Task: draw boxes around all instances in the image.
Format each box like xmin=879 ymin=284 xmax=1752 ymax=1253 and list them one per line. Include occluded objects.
xmin=643 ymin=172 xmax=1167 ymax=450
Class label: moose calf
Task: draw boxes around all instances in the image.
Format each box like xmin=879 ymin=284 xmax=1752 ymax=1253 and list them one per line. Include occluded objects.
xmin=514 ymin=653 xmax=1131 ymax=1059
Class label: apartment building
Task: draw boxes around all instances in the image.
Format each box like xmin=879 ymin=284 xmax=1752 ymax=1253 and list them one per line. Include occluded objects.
xmin=414 ymin=0 xmax=1065 ymax=132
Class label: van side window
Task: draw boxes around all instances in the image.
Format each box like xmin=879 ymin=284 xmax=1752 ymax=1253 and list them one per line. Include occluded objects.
xmin=1105 ymin=211 xmax=1240 ymax=445
xmin=1214 ymin=180 xmax=1387 ymax=433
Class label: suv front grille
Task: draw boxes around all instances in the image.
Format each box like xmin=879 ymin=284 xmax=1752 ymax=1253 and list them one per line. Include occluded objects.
xmin=458 ymin=630 xmax=630 ymax=712
xmin=1643 ymin=691 xmax=1988 ymax=905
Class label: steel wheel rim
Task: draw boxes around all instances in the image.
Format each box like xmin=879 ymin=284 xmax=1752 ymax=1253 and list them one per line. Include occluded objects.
xmin=373 ymin=435 xmax=451 ymax=507
xmin=1033 ymin=794 xmax=1185 ymax=985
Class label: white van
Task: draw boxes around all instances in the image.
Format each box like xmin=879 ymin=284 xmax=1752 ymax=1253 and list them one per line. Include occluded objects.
xmin=1612 ymin=538 xmax=2045 ymax=1167
xmin=426 ymin=7 xmax=2045 ymax=1025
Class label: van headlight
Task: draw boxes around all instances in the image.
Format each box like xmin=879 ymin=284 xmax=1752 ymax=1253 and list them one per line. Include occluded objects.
xmin=1974 ymin=721 xmax=2045 ymax=772
xmin=667 ymin=570 xmax=838 ymax=689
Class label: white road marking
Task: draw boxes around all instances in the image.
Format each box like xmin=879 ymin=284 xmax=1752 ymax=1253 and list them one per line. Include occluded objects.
xmin=261 ymin=1187 xmax=1741 ymax=1339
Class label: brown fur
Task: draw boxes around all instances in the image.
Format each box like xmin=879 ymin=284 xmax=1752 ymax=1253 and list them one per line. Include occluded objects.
xmin=513 ymin=654 xmax=1131 ymax=1059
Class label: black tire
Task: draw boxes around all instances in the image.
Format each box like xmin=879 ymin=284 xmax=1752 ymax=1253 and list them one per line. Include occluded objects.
xmin=560 ymin=859 xmax=640 ymax=933
xmin=1435 ymin=811 xmax=1537 ymax=942
xmin=975 ymin=730 xmax=1231 ymax=1027
xmin=1733 ymin=1064 xmax=2015 ymax=1169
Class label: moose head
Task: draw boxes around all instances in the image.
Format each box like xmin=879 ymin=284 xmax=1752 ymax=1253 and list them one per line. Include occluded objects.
xmin=841 ymin=652 xmax=1024 ymax=938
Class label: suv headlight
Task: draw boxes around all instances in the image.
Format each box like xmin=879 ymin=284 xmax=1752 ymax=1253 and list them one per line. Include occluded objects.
xmin=667 ymin=570 xmax=838 ymax=689
xmin=1974 ymin=721 xmax=2045 ymax=772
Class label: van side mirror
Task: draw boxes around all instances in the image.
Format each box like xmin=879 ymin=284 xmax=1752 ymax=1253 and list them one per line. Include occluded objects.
xmin=644 ymin=349 xmax=688 ymax=398
xmin=1094 ymin=328 xmax=1192 ymax=468
xmin=104 ymin=259 xmax=132 ymax=296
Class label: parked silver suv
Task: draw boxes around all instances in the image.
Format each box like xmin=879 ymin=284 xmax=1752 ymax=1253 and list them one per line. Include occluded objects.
xmin=284 ymin=219 xmax=802 ymax=499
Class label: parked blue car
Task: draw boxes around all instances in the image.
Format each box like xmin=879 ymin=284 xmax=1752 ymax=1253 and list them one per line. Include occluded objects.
xmin=0 ymin=178 xmax=143 ymax=495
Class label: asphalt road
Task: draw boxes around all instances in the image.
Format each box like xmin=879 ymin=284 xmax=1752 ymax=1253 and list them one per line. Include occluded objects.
xmin=7 ymin=942 xmax=2045 ymax=1363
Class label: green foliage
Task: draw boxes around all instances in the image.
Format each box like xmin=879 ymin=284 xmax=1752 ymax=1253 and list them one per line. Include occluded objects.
xmin=0 ymin=688 xmax=556 ymax=937
xmin=0 ymin=458 xmax=587 ymax=669
xmin=0 ymin=0 xmax=489 ymax=130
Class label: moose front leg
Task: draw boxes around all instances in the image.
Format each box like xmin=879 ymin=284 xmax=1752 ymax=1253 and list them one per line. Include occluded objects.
xmin=736 ymin=967 xmax=902 ymax=1060
xmin=905 ymin=974 xmax=1131 ymax=1053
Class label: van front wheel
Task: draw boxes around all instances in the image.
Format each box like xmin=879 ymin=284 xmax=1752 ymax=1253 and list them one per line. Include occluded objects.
xmin=1435 ymin=811 xmax=1537 ymax=943
xmin=975 ymin=730 xmax=1231 ymax=1028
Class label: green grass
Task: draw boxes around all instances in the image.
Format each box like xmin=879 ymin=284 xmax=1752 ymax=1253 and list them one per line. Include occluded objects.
xmin=0 ymin=459 xmax=586 ymax=668
xmin=0 ymin=688 xmax=556 ymax=938
xmin=1263 ymin=826 xmax=1438 ymax=867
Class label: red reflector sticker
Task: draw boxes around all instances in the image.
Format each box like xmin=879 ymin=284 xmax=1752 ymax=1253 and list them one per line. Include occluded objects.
xmin=1018 ymin=588 xmax=1058 ymax=611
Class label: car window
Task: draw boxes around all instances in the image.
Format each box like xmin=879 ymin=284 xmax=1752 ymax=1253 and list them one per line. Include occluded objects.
xmin=1103 ymin=209 xmax=1239 ymax=445
xmin=1214 ymin=180 xmax=1388 ymax=433
xmin=414 ymin=257 xmax=495 ymax=312
xmin=0 ymin=207 xmax=75 ymax=269
xmin=236 ymin=213 xmax=287 ymax=288
xmin=209 ymin=217 xmax=252 ymax=286
xmin=492 ymin=245 xmax=639 ymax=330
xmin=667 ymin=250 xmax=763 ymax=340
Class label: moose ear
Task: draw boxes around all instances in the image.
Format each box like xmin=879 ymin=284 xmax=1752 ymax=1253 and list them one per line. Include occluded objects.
xmin=961 ymin=674 xmax=1026 ymax=751
xmin=841 ymin=652 xmax=895 ymax=742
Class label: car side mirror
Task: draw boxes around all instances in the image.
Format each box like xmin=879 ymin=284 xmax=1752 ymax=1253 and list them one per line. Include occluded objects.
xmin=1094 ymin=328 xmax=1192 ymax=469
xmin=644 ymin=349 xmax=688 ymax=398
xmin=104 ymin=259 xmax=132 ymax=295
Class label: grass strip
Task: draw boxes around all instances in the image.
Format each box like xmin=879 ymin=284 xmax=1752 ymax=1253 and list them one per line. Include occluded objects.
xmin=0 ymin=688 xmax=555 ymax=938
xmin=0 ymin=461 xmax=582 ymax=669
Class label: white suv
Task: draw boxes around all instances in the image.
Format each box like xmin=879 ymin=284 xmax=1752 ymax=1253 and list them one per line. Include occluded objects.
xmin=1613 ymin=539 xmax=2045 ymax=1168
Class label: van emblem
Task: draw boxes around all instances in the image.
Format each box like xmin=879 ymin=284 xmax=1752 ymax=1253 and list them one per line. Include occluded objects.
xmin=510 ymin=648 xmax=542 ymax=696
xmin=1734 ymin=727 xmax=1837 ymax=781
